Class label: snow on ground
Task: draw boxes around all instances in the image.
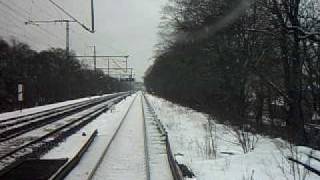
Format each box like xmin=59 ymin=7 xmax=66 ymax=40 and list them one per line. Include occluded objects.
xmin=147 ymin=94 xmax=320 ymax=180
xmin=43 ymin=94 xmax=136 ymax=180
xmin=0 ymin=93 xmax=120 ymax=121
xmin=92 ymin=93 xmax=147 ymax=180
xmin=142 ymin=95 xmax=173 ymax=180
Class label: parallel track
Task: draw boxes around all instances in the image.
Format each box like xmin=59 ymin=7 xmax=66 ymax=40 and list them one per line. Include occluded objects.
xmin=0 ymin=92 xmax=183 ymax=180
xmin=0 ymin=92 xmax=129 ymax=171
xmin=0 ymin=93 xmax=126 ymax=142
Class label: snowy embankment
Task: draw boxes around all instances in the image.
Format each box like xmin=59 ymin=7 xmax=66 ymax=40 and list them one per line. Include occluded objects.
xmin=43 ymin=94 xmax=136 ymax=180
xmin=0 ymin=93 xmax=118 ymax=121
xmin=0 ymin=92 xmax=125 ymax=121
xmin=147 ymin=94 xmax=320 ymax=180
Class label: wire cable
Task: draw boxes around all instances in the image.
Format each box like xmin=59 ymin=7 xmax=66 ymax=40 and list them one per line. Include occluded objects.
xmin=48 ymin=0 xmax=94 ymax=33
xmin=0 ymin=6 xmax=63 ymax=48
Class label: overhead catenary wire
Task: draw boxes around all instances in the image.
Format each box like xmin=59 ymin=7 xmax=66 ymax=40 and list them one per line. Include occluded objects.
xmin=0 ymin=6 xmax=63 ymax=48
xmin=70 ymin=27 xmax=92 ymax=48
xmin=1 ymin=17 xmax=64 ymax=48
xmin=48 ymin=0 xmax=95 ymax=33
xmin=0 ymin=0 xmax=96 ymax=54
xmin=0 ymin=0 xmax=65 ymax=48
xmin=0 ymin=1 xmax=65 ymax=42
xmin=31 ymin=0 xmax=58 ymax=19
xmin=0 ymin=20 xmax=55 ymax=49
xmin=5 ymin=1 xmax=33 ymax=19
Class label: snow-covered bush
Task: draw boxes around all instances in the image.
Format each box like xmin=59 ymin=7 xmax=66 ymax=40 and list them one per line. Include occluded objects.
xmin=275 ymin=142 xmax=313 ymax=180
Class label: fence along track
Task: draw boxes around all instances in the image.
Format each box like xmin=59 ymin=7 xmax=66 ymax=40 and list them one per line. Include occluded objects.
xmin=142 ymin=93 xmax=184 ymax=180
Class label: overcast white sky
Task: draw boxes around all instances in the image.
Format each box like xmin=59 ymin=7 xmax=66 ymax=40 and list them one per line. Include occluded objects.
xmin=90 ymin=0 xmax=168 ymax=81
xmin=0 ymin=0 xmax=168 ymax=81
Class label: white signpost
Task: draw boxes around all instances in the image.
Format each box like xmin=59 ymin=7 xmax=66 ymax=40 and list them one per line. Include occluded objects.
xmin=18 ymin=83 xmax=24 ymax=111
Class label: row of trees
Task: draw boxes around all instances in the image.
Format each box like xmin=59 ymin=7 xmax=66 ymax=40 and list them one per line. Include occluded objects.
xmin=0 ymin=39 xmax=129 ymax=113
xmin=145 ymin=0 xmax=320 ymax=144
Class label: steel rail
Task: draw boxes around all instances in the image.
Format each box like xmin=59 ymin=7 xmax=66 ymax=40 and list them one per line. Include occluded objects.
xmin=141 ymin=94 xmax=151 ymax=180
xmin=0 ymin=93 xmax=127 ymax=142
xmin=0 ymin=93 xmax=124 ymax=124
xmin=142 ymin=93 xmax=184 ymax=180
xmin=50 ymin=130 xmax=99 ymax=180
xmin=86 ymin=94 xmax=137 ymax=180
xmin=0 ymin=94 xmax=128 ymax=171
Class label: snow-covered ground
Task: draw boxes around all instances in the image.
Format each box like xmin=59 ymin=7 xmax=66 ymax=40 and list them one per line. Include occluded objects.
xmin=43 ymin=94 xmax=136 ymax=180
xmin=0 ymin=93 xmax=120 ymax=121
xmin=92 ymin=93 xmax=147 ymax=180
xmin=42 ymin=92 xmax=172 ymax=180
xmin=147 ymin=94 xmax=320 ymax=180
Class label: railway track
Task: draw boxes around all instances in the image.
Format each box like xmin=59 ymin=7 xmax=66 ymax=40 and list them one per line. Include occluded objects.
xmin=58 ymin=93 xmax=149 ymax=180
xmin=86 ymin=94 xmax=143 ymax=180
xmin=0 ymin=92 xmax=129 ymax=171
xmin=71 ymin=92 xmax=177 ymax=180
xmin=142 ymin=93 xmax=183 ymax=180
xmin=0 ymin=93 xmax=126 ymax=142
xmin=0 ymin=92 xmax=182 ymax=180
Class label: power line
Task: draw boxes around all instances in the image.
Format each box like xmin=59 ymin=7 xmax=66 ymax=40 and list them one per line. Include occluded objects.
xmin=0 ymin=7 xmax=63 ymax=48
xmin=0 ymin=25 xmax=52 ymax=49
xmin=0 ymin=2 xmax=65 ymax=44
xmin=6 ymin=1 xmax=32 ymax=19
xmin=70 ymin=28 xmax=90 ymax=45
xmin=31 ymin=0 xmax=58 ymax=19
xmin=48 ymin=0 xmax=95 ymax=33
xmin=25 ymin=19 xmax=78 ymax=57
xmin=0 ymin=0 xmax=95 ymax=52
xmin=45 ymin=0 xmax=65 ymax=20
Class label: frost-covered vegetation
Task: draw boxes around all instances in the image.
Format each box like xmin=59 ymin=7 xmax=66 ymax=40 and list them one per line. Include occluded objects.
xmin=145 ymin=0 xmax=320 ymax=146
xmin=147 ymin=94 xmax=320 ymax=180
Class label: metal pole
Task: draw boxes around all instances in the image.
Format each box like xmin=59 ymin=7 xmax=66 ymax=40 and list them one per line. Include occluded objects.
xmin=125 ymin=56 xmax=128 ymax=72
xmin=91 ymin=0 xmax=95 ymax=32
xmin=49 ymin=0 xmax=94 ymax=33
xmin=93 ymin=45 xmax=97 ymax=71
xmin=66 ymin=21 xmax=70 ymax=58
xmin=107 ymin=58 xmax=110 ymax=75
xmin=130 ymin=69 xmax=133 ymax=91
xmin=25 ymin=20 xmax=74 ymax=59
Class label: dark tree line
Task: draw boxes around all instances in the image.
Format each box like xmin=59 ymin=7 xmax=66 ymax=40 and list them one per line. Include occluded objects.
xmin=0 ymin=39 xmax=129 ymax=113
xmin=145 ymin=0 xmax=320 ymax=145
